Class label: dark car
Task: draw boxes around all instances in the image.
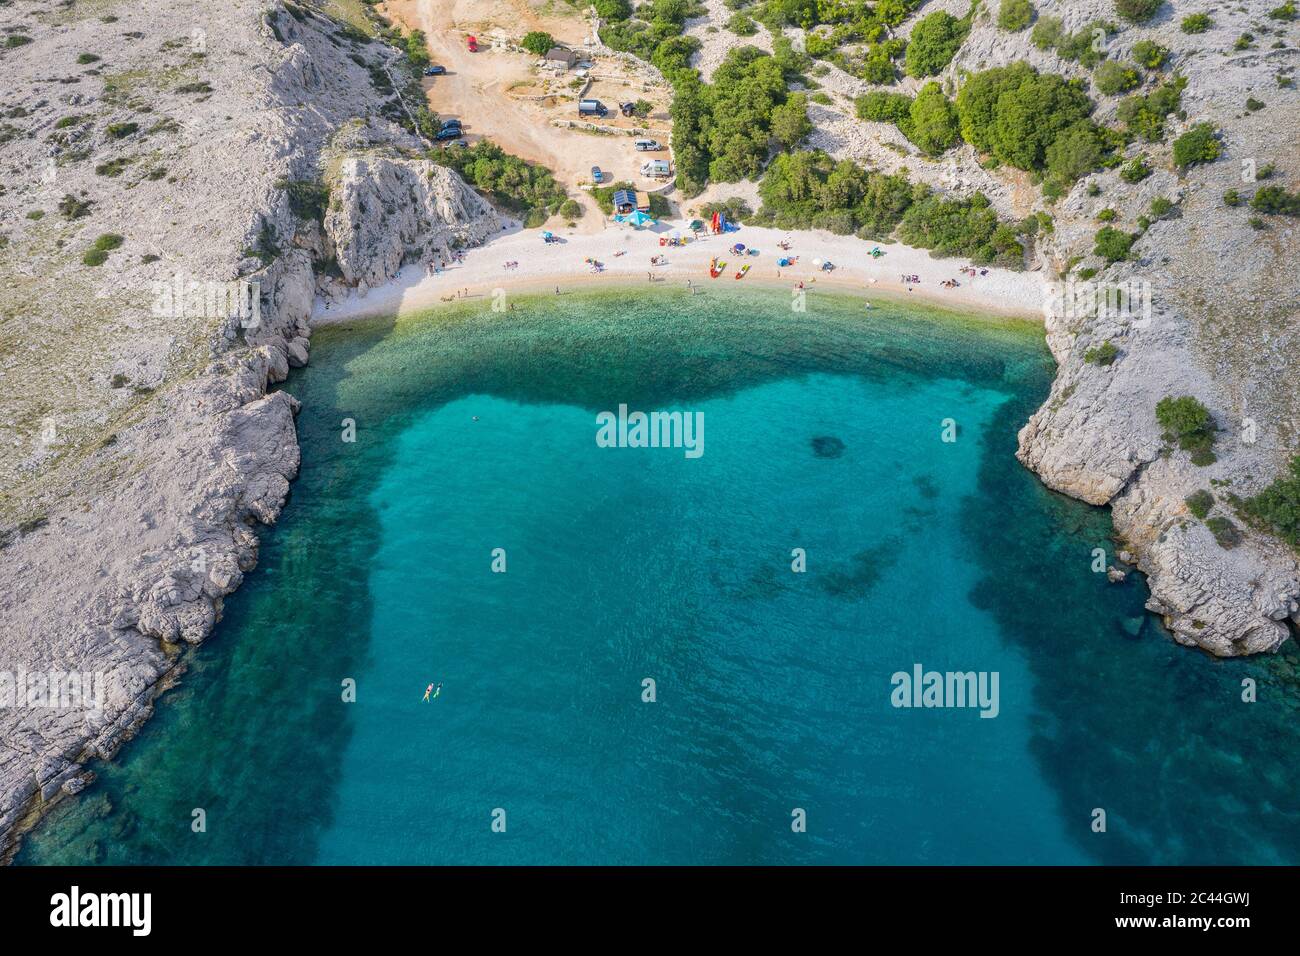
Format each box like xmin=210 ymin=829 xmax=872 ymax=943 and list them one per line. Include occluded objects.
xmin=440 ymin=119 xmax=462 ymax=130
xmin=423 ymin=65 xmax=446 ymax=76
xmin=435 ymin=127 xmax=463 ymax=141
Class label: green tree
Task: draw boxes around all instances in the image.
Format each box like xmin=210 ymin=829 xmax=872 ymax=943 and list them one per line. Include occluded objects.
xmin=905 ymin=11 xmax=969 ymax=78
xmin=521 ymin=31 xmax=555 ymax=56
xmin=905 ymin=82 xmax=960 ymax=156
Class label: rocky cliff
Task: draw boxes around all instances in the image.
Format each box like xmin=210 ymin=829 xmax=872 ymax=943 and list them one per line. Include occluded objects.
xmin=0 ymin=0 xmax=498 ymax=861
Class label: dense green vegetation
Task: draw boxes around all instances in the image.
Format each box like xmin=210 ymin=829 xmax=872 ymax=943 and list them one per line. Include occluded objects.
xmin=1156 ymin=395 xmax=1217 ymax=466
xmin=754 ymin=148 xmax=1024 ymax=265
xmin=997 ymin=0 xmax=1034 ymax=32
xmin=755 ymin=149 xmax=920 ymax=237
xmin=904 ymin=8 xmax=972 ymax=78
xmin=1181 ymin=14 xmax=1211 ymax=34
xmin=430 ymin=141 xmax=570 ymax=227
xmin=855 ymin=83 xmax=958 ymax=157
xmin=670 ymin=45 xmax=808 ymax=194
xmin=896 ymin=192 xmax=1024 ymax=266
xmin=1244 ymin=456 xmax=1300 ymax=548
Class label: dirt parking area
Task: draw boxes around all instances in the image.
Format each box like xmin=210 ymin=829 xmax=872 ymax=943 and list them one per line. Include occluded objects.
xmin=382 ymin=0 xmax=675 ymax=230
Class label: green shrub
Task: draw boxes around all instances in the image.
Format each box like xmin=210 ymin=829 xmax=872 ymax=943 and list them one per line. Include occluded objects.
xmin=1223 ymin=189 xmax=1241 ymax=207
xmin=1120 ymin=156 xmax=1152 ymax=183
xmin=1181 ymin=14 xmax=1211 ymax=34
xmin=1206 ymin=516 xmax=1241 ymax=549
xmin=1250 ymin=186 xmax=1300 ymax=215
xmin=1096 ymin=208 xmax=1117 ymax=221
xmin=1094 ymin=226 xmax=1134 ymax=262
xmin=1131 ymin=40 xmax=1169 ymax=69
xmin=278 ymin=179 xmax=330 ymax=222
xmin=1149 ymin=196 xmax=1174 ymax=218
xmin=58 ymin=193 xmax=93 ymax=219
xmin=521 ymin=31 xmax=554 ymax=56
xmin=727 ymin=12 xmax=757 ymax=35
xmin=1084 ymin=340 xmax=1119 ymax=365
xmin=1172 ymin=123 xmax=1220 ymax=168
xmin=1031 ymin=15 xmax=1064 ymax=50
xmin=106 ymin=121 xmax=138 ymax=139
xmin=76 ymin=53 xmax=101 ymax=64
xmin=998 ymin=0 xmax=1034 ymax=31
xmin=1114 ymin=0 xmax=1162 ymax=23
xmin=1095 ymin=60 xmax=1140 ymax=96
xmin=558 ymin=198 xmax=583 ymax=219
xmin=1270 ymin=2 xmax=1298 ymax=21
xmin=83 ymin=248 xmax=109 ymax=266
xmin=1244 ymin=455 xmax=1300 ymax=548
xmin=1156 ymin=395 xmax=1216 ymax=465
xmin=857 ymin=91 xmax=913 ymax=125
xmin=1116 ymin=77 xmax=1186 ymax=141
xmin=1185 ymin=489 xmax=1214 ymax=520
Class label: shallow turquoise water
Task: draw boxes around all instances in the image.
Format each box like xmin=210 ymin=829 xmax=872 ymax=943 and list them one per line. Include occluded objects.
xmin=21 ymin=287 xmax=1300 ymax=864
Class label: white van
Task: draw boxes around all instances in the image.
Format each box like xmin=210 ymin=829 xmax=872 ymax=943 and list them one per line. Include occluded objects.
xmin=634 ymin=138 xmax=662 ymax=152
xmin=641 ymin=158 xmax=671 ymax=179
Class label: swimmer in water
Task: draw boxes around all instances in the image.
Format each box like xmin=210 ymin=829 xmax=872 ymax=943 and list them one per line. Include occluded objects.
xmin=423 ymin=683 xmax=434 ymax=702
xmin=432 ymin=682 xmax=443 ymax=699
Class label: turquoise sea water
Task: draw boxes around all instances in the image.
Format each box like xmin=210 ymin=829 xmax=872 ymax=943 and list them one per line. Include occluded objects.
xmin=20 ymin=287 xmax=1300 ymax=865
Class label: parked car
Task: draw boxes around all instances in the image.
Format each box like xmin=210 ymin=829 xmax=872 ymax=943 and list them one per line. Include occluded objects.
xmin=442 ymin=139 xmax=468 ymax=149
xmin=619 ymin=101 xmax=635 ymax=117
xmin=634 ymin=138 xmax=661 ymax=152
xmin=641 ymin=158 xmax=672 ymax=179
xmin=466 ymin=35 xmax=478 ymax=52
xmin=423 ymin=65 xmax=446 ymax=76
xmin=440 ymin=118 xmax=462 ymax=130
xmin=435 ymin=127 xmax=463 ymax=141
xmin=591 ymin=166 xmax=604 ymax=183
xmin=578 ymin=98 xmax=607 ymax=118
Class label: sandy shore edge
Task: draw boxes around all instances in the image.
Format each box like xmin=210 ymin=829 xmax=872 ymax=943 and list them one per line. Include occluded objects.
xmin=313 ymin=222 xmax=1049 ymax=326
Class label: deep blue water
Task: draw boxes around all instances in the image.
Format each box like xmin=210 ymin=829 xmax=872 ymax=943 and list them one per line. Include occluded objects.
xmin=20 ymin=287 xmax=1300 ymax=864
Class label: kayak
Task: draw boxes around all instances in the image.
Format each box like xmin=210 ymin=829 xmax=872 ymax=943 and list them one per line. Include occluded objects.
xmin=710 ymin=259 xmax=726 ymax=278
xmin=734 ymin=264 xmax=750 ymax=280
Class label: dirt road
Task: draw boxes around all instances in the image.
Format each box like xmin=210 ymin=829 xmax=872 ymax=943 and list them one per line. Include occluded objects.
xmin=382 ymin=0 xmax=672 ymax=230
